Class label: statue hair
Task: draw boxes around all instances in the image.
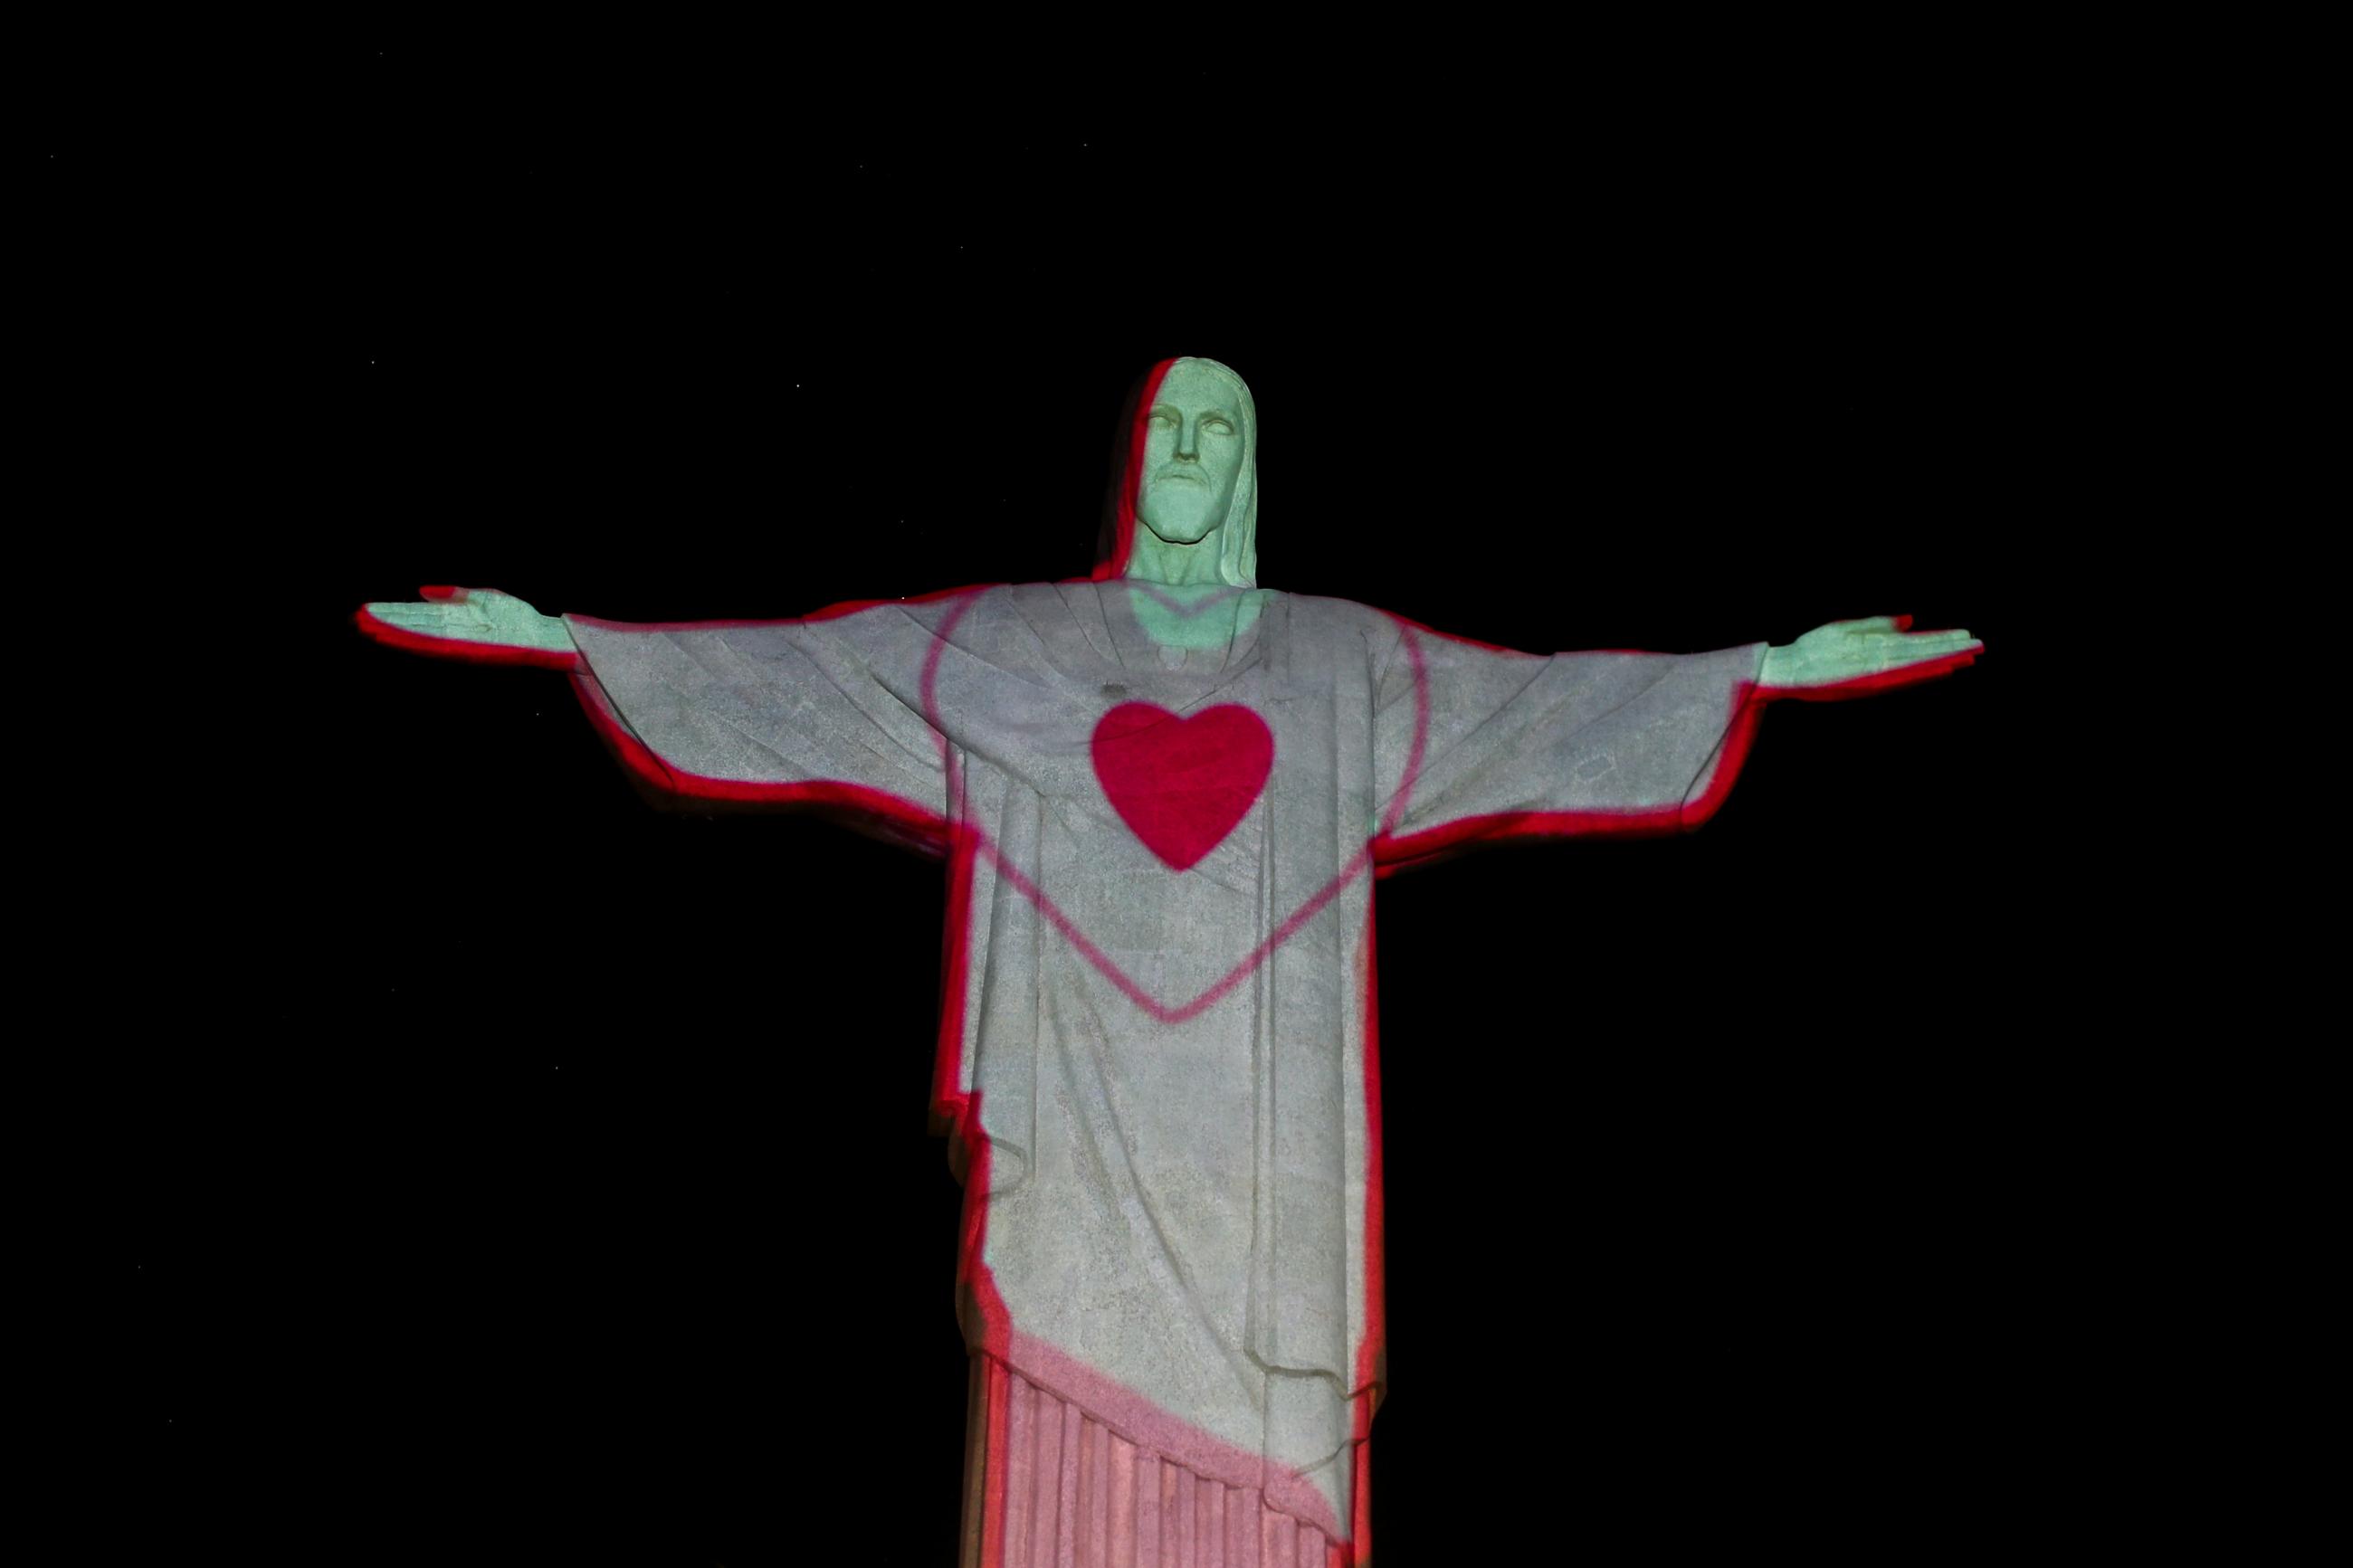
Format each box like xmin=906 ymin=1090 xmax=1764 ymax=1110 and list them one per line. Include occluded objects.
xmin=1182 ymin=357 xmax=1260 ymax=590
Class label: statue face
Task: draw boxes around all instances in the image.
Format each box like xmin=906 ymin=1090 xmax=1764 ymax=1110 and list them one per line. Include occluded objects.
xmin=1135 ymin=361 xmax=1245 ymax=547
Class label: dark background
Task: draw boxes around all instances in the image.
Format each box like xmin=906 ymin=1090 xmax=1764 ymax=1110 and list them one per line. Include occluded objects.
xmin=77 ymin=37 xmax=2085 ymax=1566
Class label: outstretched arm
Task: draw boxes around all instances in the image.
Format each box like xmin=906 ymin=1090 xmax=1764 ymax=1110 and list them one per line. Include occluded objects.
xmin=356 ymin=586 xmax=579 ymax=666
xmin=1370 ymin=609 xmax=1983 ymax=868
xmin=1760 ymin=615 xmax=1980 ymax=699
xmin=1371 ymin=620 xmax=1772 ymax=863
xmin=360 ymin=581 xmax=969 ymax=842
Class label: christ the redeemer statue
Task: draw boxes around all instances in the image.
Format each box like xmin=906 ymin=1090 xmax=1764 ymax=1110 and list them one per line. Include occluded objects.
xmin=359 ymin=356 xmax=1979 ymax=1567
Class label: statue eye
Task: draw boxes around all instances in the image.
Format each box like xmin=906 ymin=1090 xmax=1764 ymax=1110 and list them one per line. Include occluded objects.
xmin=1205 ymin=419 xmax=1234 ymax=435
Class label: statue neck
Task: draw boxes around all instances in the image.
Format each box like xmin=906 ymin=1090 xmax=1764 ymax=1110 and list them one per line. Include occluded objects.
xmin=1125 ymin=526 xmax=1229 ymax=587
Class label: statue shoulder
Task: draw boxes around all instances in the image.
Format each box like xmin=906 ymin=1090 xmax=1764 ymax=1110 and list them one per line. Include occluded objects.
xmin=1272 ymin=591 xmax=1395 ymax=638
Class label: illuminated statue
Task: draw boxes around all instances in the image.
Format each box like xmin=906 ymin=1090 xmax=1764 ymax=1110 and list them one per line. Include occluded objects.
xmin=361 ymin=356 xmax=1978 ymax=1566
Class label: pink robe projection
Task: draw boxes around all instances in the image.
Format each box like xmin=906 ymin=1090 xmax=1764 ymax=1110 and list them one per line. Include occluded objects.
xmin=561 ymin=577 xmax=1769 ymax=1565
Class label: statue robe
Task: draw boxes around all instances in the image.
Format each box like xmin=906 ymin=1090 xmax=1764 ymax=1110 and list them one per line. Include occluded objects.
xmin=564 ymin=581 xmax=1768 ymax=1563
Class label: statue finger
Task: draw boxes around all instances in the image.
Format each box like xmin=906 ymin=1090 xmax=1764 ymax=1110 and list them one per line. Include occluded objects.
xmin=1833 ymin=615 xmax=1906 ymax=636
xmin=363 ymin=601 xmax=497 ymax=641
xmin=1850 ymin=630 xmax=1972 ymax=660
xmin=362 ymin=602 xmax=445 ymax=631
xmin=1897 ymin=632 xmax=1980 ymax=658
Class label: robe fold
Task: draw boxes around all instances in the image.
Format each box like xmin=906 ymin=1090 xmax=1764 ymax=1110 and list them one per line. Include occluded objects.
xmin=563 ymin=581 xmax=1768 ymax=1558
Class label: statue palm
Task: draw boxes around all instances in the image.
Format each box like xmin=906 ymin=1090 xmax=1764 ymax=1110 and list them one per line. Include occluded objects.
xmin=360 ymin=587 xmax=576 ymax=654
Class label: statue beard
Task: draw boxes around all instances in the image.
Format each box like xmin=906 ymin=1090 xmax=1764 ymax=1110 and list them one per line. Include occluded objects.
xmin=1138 ymin=485 xmax=1225 ymax=547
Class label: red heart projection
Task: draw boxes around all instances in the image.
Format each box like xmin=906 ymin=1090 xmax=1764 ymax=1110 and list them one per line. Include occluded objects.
xmin=1091 ymin=702 xmax=1274 ymax=871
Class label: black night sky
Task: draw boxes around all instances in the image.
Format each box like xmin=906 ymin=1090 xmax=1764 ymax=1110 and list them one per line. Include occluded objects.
xmin=70 ymin=35 xmax=2098 ymax=1567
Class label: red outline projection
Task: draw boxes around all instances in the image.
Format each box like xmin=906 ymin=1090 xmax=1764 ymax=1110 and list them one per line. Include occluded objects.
xmin=562 ymin=591 xmax=1772 ymax=1562
xmin=361 ymin=571 xmax=1977 ymax=1563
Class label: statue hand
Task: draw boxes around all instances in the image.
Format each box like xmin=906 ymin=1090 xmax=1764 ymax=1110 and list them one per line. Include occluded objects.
xmin=1760 ymin=615 xmax=1980 ymax=696
xmin=357 ymin=586 xmax=577 ymax=659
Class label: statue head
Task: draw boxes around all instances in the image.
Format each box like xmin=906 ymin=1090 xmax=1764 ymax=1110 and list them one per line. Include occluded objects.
xmin=1094 ymin=356 xmax=1259 ymax=588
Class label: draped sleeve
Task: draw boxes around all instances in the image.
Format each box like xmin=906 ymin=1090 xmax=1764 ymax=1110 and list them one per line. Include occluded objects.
xmin=562 ymin=596 xmax=969 ymax=851
xmin=1371 ymin=619 xmax=1771 ymax=869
